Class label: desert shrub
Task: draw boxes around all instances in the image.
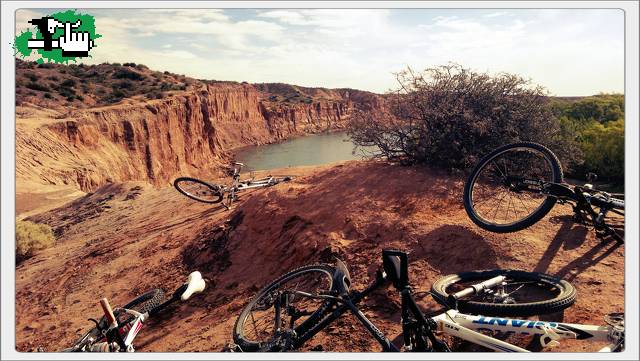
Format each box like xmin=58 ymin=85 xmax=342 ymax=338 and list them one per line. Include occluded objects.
xmin=123 ymin=62 xmax=137 ymax=67
xmin=113 ymin=68 xmax=144 ymax=81
xmin=576 ymin=119 xmax=624 ymax=182
xmin=118 ymin=80 xmax=134 ymax=89
xmin=148 ymin=91 xmax=165 ymax=99
xmin=107 ymin=89 xmax=126 ymax=103
xmin=58 ymin=86 xmax=75 ymax=98
xmin=564 ymin=94 xmax=624 ymax=124
xmin=551 ymin=94 xmax=624 ymax=184
xmin=26 ymin=82 xmax=49 ymax=92
xmin=61 ymin=79 xmax=76 ymax=87
xmin=47 ymin=75 xmax=60 ymax=81
xmin=16 ymin=220 xmax=55 ymax=262
xmin=26 ymin=73 xmax=38 ymax=82
xmin=347 ymin=64 xmax=580 ymax=171
xmin=44 ymin=92 xmax=52 ymax=99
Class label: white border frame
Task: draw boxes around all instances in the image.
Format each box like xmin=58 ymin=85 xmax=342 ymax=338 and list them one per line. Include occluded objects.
xmin=2 ymin=1 xmax=638 ymax=360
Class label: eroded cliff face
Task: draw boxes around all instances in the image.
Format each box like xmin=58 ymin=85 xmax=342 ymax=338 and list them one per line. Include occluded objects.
xmin=16 ymin=83 xmax=381 ymax=192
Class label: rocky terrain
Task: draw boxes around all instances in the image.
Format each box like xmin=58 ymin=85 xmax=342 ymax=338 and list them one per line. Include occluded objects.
xmin=16 ymin=60 xmax=381 ymax=216
xmin=16 ymin=161 xmax=624 ymax=352
xmin=14 ymin=60 xmax=624 ymax=353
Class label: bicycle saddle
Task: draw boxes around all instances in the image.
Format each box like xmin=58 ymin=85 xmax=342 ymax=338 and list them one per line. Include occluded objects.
xmin=180 ymin=271 xmax=206 ymax=301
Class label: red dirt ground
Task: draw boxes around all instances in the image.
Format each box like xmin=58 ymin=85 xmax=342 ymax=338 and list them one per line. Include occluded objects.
xmin=15 ymin=160 xmax=624 ymax=352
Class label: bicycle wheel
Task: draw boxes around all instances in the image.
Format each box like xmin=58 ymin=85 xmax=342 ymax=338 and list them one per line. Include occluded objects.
xmin=464 ymin=142 xmax=563 ymax=233
xmin=233 ymin=264 xmax=335 ymax=351
xmin=174 ymin=177 xmax=223 ymax=203
xmin=431 ymin=270 xmax=576 ymax=317
xmin=123 ymin=288 xmax=165 ymax=314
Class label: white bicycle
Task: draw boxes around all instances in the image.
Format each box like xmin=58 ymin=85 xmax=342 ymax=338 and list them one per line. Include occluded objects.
xmin=231 ymin=250 xmax=624 ymax=352
xmin=174 ymin=162 xmax=294 ymax=210
xmin=61 ymin=271 xmax=206 ymax=352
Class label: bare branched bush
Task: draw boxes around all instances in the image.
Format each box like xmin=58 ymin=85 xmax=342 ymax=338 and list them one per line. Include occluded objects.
xmin=348 ymin=64 xmax=580 ymax=170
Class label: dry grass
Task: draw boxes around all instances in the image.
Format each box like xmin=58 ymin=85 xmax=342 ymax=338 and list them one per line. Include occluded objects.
xmin=16 ymin=220 xmax=55 ymax=263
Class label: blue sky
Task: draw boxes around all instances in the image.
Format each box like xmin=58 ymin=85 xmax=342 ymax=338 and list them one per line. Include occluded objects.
xmin=16 ymin=8 xmax=624 ymax=95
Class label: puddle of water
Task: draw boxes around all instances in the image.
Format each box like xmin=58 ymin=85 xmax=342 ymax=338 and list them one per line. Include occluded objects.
xmin=235 ymin=132 xmax=374 ymax=171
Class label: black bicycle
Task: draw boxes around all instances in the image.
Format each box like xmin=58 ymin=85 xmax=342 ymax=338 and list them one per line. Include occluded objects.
xmin=463 ymin=142 xmax=624 ymax=241
xmin=230 ymin=250 xmax=623 ymax=352
xmin=61 ymin=271 xmax=206 ymax=352
xmin=174 ymin=162 xmax=294 ymax=210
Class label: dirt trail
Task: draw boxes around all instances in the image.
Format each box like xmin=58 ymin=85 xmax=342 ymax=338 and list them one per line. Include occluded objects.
xmin=15 ymin=161 xmax=624 ymax=352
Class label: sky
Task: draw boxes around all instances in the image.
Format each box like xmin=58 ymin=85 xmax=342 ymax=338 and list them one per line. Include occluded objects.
xmin=15 ymin=8 xmax=624 ymax=96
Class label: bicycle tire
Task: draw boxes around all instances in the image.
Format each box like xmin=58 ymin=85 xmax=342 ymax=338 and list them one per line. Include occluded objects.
xmin=122 ymin=288 xmax=165 ymax=314
xmin=463 ymin=142 xmax=564 ymax=233
xmin=431 ymin=269 xmax=576 ymax=317
xmin=174 ymin=177 xmax=224 ymax=204
xmin=233 ymin=264 xmax=335 ymax=351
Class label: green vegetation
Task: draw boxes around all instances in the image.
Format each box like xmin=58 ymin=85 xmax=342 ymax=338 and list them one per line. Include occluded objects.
xmin=553 ymin=94 xmax=625 ymax=183
xmin=16 ymin=220 xmax=55 ymax=263
xmin=15 ymin=59 xmax=195 ymax=106
xmin=348 ymin=64 xmax=624 ymax=186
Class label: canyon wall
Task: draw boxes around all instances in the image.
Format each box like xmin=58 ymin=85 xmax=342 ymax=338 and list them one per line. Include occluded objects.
xmin=16 ymin=83 xmax=381 ymax=192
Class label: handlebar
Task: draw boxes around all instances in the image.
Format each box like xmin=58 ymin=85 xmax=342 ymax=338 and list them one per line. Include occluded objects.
xmin=584 ymin=193 xmax=625 ymax=210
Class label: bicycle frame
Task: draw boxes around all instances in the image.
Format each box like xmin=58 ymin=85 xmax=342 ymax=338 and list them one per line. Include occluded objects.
xmin=511 ymin=177 xmax=624 ymax=241
xmin=67 ymin=272 xmax=206 ymax=352
xmin=269 ymin=265 xmax=623 ymax=353
xmin=433 ymin=310 xmax=620 ymax=352
xmin=221 ymin=163 xmax=282 ymax=209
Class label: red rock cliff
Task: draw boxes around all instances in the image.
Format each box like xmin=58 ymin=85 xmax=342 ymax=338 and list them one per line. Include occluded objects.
xmin=16 ymin=83 xmax=381 ymax=192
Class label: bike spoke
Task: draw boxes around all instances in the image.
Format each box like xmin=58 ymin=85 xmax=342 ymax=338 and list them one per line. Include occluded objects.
xmin=471 ymin=147 xmax=554 ymax=226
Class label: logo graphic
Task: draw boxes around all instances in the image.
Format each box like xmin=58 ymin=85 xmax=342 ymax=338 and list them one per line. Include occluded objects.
xmin=14 ymin=10 xmax=101 ymax=64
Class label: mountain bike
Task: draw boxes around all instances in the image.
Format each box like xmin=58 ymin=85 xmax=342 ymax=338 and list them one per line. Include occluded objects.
xmin=231 ymin=250 xmax=624 ymax=352
xmin=463 ymin=142 xmax=624 ymax=242
xmin=174 ymin=162 xmax=294 ymax=210
xmin=61 ymin=271 xmax=206 ymax=352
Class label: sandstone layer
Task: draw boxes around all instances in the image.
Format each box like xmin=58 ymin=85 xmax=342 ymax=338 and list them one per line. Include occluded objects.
xmin=16 ymin=82 xmax=381 ymax=196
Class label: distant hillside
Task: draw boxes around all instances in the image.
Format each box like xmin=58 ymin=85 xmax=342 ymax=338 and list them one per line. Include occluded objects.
xmin=15 ymin=59 xmax=378 ymax=110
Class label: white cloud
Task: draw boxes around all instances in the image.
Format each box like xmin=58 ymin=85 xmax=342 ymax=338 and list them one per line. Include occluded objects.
xmin=484 ymin=11 xmax=510 ymax=18
xmin=19 ymin=9 xmax=623 ymax=96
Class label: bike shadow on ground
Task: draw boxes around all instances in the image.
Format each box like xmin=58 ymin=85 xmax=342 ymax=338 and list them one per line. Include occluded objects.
xmin=533 ymin=215 xmax=621 ymax=281
xmin=532 ymin=215 xmax=589 ymax=274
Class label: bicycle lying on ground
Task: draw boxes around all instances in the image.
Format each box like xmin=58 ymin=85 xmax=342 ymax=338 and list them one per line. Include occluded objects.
xmin=62 ymin=271 xmax=206 ymax=352
xmin=231 ymin=250 xmax=624 ymax=352
xmin=174 ymin=162 xmax=294 ymax=210
xmin=463 ymin=142 xmax=624 ymax=242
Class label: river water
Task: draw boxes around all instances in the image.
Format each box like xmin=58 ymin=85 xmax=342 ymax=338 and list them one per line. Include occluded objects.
xmin=235 ymin=132 xmax=374 ymax=171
